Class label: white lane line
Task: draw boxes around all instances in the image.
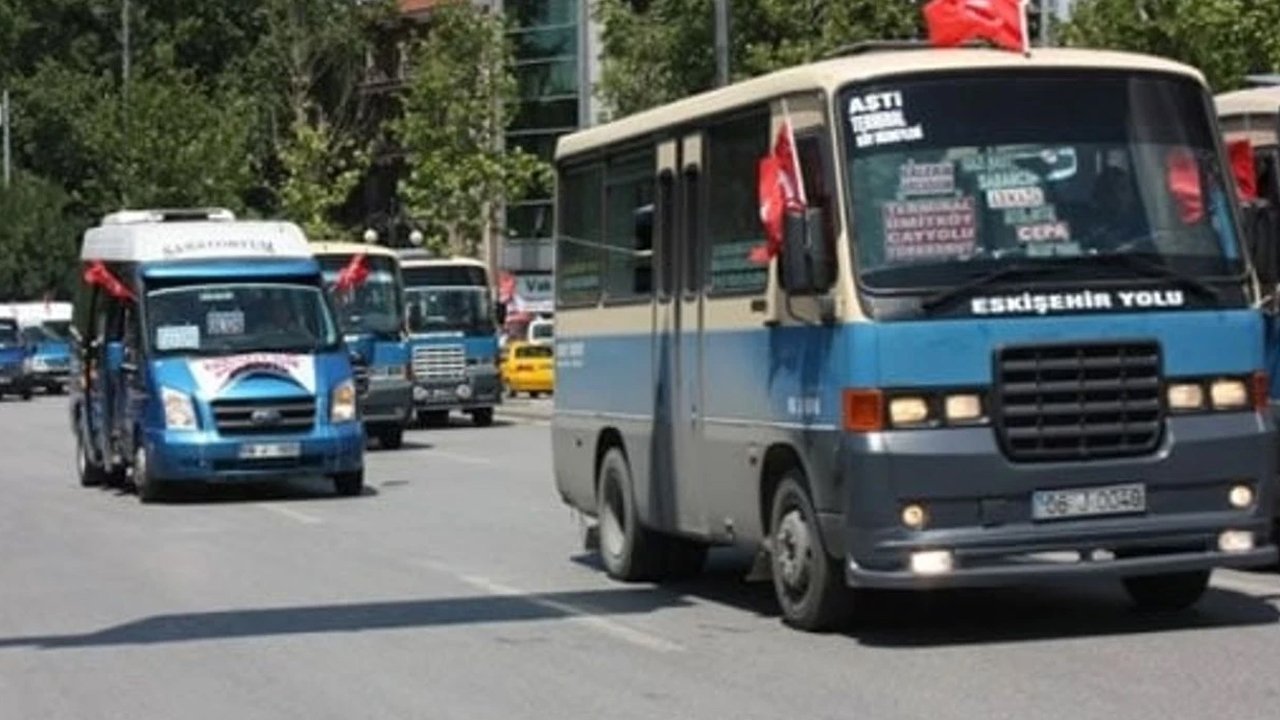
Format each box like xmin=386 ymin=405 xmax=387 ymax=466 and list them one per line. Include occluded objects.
xmin=415 ymin=559 xmax=682 ymax=653
xmin=428 ymin=451 xmax=497 ymax=466
xmin=256 ymin=503 xmax=324 ymax=525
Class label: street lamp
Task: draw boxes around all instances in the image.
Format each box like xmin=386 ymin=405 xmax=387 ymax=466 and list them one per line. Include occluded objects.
xmin=409 ymin=230 xmax=424 ymax=247
xmin=363 ymin=228 xmax=378 ymax=244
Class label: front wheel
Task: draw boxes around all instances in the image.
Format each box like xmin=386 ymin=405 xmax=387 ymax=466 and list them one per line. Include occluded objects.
xmin=769 ymin=474 xmax=850 ymax=632
xmin=76 ymin=433 xmax=105 ymax=488
xmin=1123 ymin=570 xmax=1211 ymax=612
xmin=470 ymin=408 xmax=494 ymax=427
xmin=334 ymin=470 xmax=365 ymax=497
xmin=133 ymin=445 xmax=165 ymax=504
xmin=20 ymin=385 xmax=33 ymax=401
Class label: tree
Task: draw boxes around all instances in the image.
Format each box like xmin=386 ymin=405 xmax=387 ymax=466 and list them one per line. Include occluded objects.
xmin=596 ymin=0 xmax=922 ymax=117
xmin=0 ymin=172 xmax=81 ymax=301
xmin=277 ymin=115 xmax=367 ymax=239
xmin=1062 ymin=0 xmax=1280 ymax=91
xmin=394 ymin=3 xmax=550 ymax=256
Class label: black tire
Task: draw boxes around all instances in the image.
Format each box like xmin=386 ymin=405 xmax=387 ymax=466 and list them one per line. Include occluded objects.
xmin=596 ymin=446 xmax=664 ymax=581
xmin=769 ymin=474 xmax=850 ymax=632
xmin=334 ymin=470 xmax=365 ymax=497
xmin=133 ymin=445 xmax=165 ymax=504
xmin=1123 ymin=570 xmax=1211 ymax=612
xmin=20 ymin=385 xmax=33 ymax=401
xmin=76 ymin=433 xmax=105 ymax=488
xmin=378 ymin=426 xmax=404 ymax=450
xmin=471 ymin=408 xmax=494 ymax=427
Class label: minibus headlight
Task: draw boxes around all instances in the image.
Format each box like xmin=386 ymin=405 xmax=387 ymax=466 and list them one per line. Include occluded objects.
xmin=888 ymin=396 xmax=930 ymax=426
xmin=944 ymin=394 xmax=983 ymax=422
xmin=1166 ymin=383 xmax=1205 ymax=411
xmin=331 ymin=379 xmax=358 ymax=423
xmin=162 ymin=387 xmax=198 ymax=430
xmin=1210 ymin=379 xmax=1249 ymax=410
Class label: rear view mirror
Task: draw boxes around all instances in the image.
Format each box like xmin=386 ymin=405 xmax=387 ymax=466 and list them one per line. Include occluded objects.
xmin=1242 ymin=200 xmax=1280 ymax=291
xmin=780 ymin=207 xmax=833 ymax=295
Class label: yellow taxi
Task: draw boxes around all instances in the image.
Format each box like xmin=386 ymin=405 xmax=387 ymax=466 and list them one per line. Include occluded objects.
xmin=502 ymin=341 xmax=554 ymax=397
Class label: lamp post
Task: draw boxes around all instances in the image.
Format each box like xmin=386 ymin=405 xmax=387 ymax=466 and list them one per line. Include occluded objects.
xmin=713 ymin=0 xmax=731 ymax=88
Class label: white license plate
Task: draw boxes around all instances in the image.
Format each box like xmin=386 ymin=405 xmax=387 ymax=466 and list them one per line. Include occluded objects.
xmin=1032 ymin=483 xmax=1146 ymax=521
xmin=239 ymin=442 xmax=301 ymax=460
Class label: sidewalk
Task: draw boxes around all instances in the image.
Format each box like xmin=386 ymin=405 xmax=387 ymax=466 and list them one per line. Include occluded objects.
xmin=496 ymin=397 xmax=553 ymax=422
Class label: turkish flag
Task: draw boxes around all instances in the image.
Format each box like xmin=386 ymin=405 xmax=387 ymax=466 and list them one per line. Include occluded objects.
xmin=1228 ymin=139 xmax=1258 ymax=202
xmin=923 ymin=0 xmax=1028 ymax=54
xmin=751 ymin=121 xmax=806 ymax=264
xmin=1165 ymin=148 xmax=1205 ymax=224
xmin=333 ymin=253 xmax=370 ymax=292
xmin=82 ymin=261 xmax=135 ymax=302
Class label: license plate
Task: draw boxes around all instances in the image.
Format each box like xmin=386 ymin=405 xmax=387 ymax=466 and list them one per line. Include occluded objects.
xmin=239 ymin=442 xmax=301 ymax=460
xmin=1032 ymin=483 xmax=1146 ymax=521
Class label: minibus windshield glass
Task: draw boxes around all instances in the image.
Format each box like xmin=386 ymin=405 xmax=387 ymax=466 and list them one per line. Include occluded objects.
xmin=406 ymin=287 xmax=493 ymax=334
xmin=146 ymin=283 xmax=339 ymax=356
xmin=319 ymin=256 xmax=403 ymax=338
xmin=843 ymin=71 xmax=1244 ymax=292
xmin=0 ymin=322 xmax=17 ymax=345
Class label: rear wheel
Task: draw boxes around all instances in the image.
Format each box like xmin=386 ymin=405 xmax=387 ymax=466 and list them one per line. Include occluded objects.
xmin=596 ymin=447 xmax=664 ymax=581
xmin=76 ymin=433 xmax=105 ymax=488
xmin=471 ymin=408 xmax=494 ymax=427
xmin=1123 ymin=570 xmax=1211 ymax=612
xmin=19 ymin=385 xmax=33 ymax=401
xmin=334 ymin=469 xmax=365 ymax=497
xmin=769 ymin=473 xmax=850 ymax=632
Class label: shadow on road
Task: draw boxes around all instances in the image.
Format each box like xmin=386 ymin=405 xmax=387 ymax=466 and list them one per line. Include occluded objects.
xmin=95 ymin=477 xmax=379 ymax=505
xmin=0 ymin=588 xmax=691 ymax=651
xmin=574 ymin=550 xmax=1280 ymax=647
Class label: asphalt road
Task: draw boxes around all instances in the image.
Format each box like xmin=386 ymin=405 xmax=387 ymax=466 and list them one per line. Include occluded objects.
xmin=3 ymin=394 xmax=1280 ymax=720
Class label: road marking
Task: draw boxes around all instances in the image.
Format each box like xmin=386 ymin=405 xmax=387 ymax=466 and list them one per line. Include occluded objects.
xmin=256 ymin=503 xmax=324 ymax=525
xmin=415 ymin=559 xmax=682 ymax=653
xmin=429 ymin=450 xmax=496 ymax=466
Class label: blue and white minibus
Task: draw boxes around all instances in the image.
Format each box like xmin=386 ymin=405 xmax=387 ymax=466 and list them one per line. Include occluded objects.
xmin=552 ymin=46 xmax=1278 ymax=630
xmin=71 ymin=209 xmax=365 ymax=502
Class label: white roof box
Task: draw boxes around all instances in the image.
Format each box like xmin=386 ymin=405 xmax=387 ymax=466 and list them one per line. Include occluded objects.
xmin=81 ymin=210 xmax=313 ymax=264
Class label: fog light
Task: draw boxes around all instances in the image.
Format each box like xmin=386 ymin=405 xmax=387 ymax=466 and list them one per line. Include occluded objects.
xmin=901 ymin=503 xmax=927 ymax=529
xmin=1218 ymin=530 xmax=1255 ymax=553
xmin=456 ymin=383 xmax=473 ymax=399
xmin=1229 ymin=484 xmax=1255 ymax=509
xmin=909 ymin=550 xmax=954 ymax=575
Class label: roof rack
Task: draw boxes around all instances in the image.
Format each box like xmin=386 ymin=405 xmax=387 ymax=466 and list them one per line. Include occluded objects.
xmin=823 ymin=38 xmax=1001 ymax=60
xmin=101 ymin=207 xmax=236 ymax=225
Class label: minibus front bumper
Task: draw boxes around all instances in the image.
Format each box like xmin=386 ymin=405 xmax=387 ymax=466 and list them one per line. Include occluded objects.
xmin=829 ymin=412 xmax=1277 ymax=588
xmin=144 ymin=423 xmax=364 ymax=482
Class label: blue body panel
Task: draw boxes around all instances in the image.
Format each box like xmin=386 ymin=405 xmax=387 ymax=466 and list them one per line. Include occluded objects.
xmin=407 ymin=332 xmax=501 ymax=413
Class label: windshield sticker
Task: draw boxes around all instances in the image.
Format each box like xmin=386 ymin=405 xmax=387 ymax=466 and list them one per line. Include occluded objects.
xmin=882 ymin=197 xmax=977 ymax=261
xmin=1002 ymin=206 xmax=1057 ymax=226
xmin=898 ymin=161 xmax=955 ymax=197
xmin=971 ymin=289 xmax=1185 ymax=316
xmin=848 ymin=91 xmax=924 ymax=149
xmin=986 ymin=186 xmax=1045 ymax=210
xmin=1015 ymin=221 xmax=1072 ymax=244
xmin=206 ymin=310 xmax=245 ymax=336
xmin=189 ymin=353 xmax=317 ymax=397
xmin=155 ymin=325 xmax=200 ymax=351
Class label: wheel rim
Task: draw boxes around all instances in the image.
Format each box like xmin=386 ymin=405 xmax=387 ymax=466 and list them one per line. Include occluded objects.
xmin=134 ymin=446 xmax=147 ymax=491
xmin=76 ymin=437 xmax=86 ymax=478
xmin=600 ymin=469 xmax=626 ymax=561
xmin=776 ymin=506 xmax=814 ymax=599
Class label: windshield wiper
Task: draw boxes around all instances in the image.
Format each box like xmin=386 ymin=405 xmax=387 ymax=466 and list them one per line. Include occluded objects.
xmin=921 ymin=263 xmax=1062 ymax=312
xmin=1084 ymin=253 xmax=1220 ymax=300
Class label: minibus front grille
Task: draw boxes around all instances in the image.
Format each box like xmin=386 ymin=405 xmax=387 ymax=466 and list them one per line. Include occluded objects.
xmin=994 ymin=341 xmax=1163 ymax=462
xmin=413 ymin=345 xmax=466 ymax=381
xmin=211 ymin=398 xmax=316 ymax=436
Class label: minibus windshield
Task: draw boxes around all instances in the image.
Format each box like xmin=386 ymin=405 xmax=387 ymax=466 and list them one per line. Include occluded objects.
xmin=319 ymin=255 xmax=403 ymax=338
xmin=0 ymin=322 xmax=17 ymax=345
xmin=146 ymin=283 xmax=339 ymax=356
xmin=843 ymin=71 xmax=1244 ymax=294
xmin=405 ymin=287 xmax=493 ymax=334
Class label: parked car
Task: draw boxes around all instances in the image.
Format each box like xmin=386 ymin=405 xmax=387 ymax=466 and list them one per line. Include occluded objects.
xmin=0 ymin=318 xmax=33 ymax=401
xmin=501 ymin=341 xmax=554 ymax=398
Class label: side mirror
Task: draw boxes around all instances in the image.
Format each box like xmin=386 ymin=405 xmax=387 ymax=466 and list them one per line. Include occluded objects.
xmin=780 ymin=207 xmax=831 ymax=294
xmin=1242 ymin=200 xmax=1280 ymax=291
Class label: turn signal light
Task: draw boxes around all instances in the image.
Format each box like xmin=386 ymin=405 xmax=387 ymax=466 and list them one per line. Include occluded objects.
xmin=1251 ymin=372 xmax=1269 ymax=413
xmin=843 ymin=389 xmax=884 ymax=432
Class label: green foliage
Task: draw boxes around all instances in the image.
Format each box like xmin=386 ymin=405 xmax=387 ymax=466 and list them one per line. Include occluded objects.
xmin=1062 ymin=0 xmax=1280 ymax=91
xmin=394 ymin=3 xmax=551 ymax=256
xmin=596 ymin=0 xmax=922 ymax=117
xmin=0 ymin=172 xmax=81 ymax=301
xmin=278 ymin=114 xmax=368 ymax=240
